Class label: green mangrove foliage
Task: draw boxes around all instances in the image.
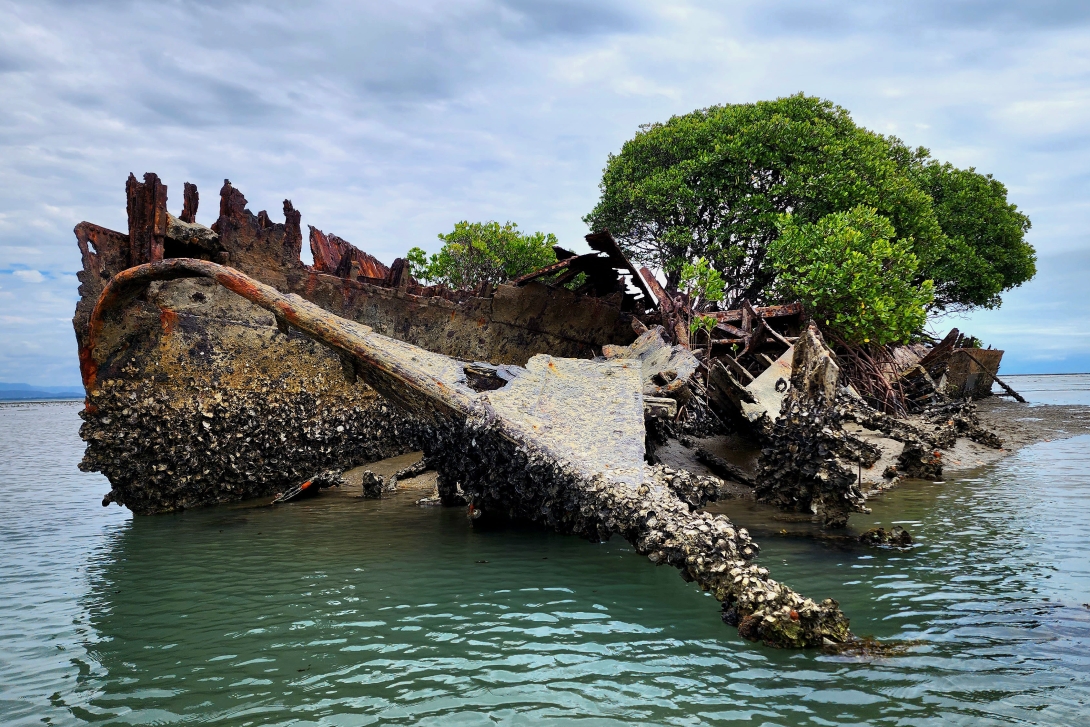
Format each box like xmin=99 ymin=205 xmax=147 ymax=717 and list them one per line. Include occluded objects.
xmin=909 ymin=160 xmax=1035 ymax=311
xmin=585 ymin=94 xmax=1034 ymax=313
xmin=768 ymin=207 xmax=933 ymax=346
xmin=408 ymin=221 xmax=558 ymax=289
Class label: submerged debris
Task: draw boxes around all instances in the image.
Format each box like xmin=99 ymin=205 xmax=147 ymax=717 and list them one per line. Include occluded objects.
xmin=859 ymin=525 xmax=913 ymax=547
xmin=272 ymin=469 xmax=344 ymax=504
xmin=359 ymin=470 xmax=397 ymax=498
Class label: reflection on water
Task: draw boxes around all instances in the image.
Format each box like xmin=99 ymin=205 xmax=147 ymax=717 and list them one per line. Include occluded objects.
xmin=2 ymin=400 xmax=1089 ymax=725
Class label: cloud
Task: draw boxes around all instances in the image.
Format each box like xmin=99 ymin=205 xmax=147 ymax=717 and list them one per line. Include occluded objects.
xmin=0 ymin=0 xmax=1089 ymax=383
xmin=12 ymin=269 xmax=45 ymax=283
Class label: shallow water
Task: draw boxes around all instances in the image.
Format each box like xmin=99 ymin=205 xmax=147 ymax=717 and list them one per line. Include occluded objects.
xmin=1000 ymin=374 xmax=1090 ymax=407
xmin=1 ymin=398 xmax=1089 ymax=726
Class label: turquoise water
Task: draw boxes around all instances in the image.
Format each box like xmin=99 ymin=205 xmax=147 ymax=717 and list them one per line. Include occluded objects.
xmin=1 ymin=396 xmax=1089 ymax=726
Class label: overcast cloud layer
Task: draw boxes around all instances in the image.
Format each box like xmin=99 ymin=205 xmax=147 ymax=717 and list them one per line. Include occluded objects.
xmin=1 ymin=0 xmax=1088 ymax=385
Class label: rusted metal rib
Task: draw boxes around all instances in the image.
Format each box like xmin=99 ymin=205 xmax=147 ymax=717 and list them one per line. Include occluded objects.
xmin=712 ymin=303 xmax=803 ymax=322
xmin=510 ymin=257 xmax=572 ymax=285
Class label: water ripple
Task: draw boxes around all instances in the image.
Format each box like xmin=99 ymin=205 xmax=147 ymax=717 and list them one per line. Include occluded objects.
xmin=2 ymin=401 xmax=1089 ymax=725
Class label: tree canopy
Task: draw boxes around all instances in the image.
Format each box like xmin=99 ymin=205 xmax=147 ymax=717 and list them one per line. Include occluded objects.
xmin=584 ymin=94 xmax=1035 ymax=313
xmin=769 ymin=206 xmax=933 ymax=346
xmin=407 ymin=221 xmax=558 ymax=290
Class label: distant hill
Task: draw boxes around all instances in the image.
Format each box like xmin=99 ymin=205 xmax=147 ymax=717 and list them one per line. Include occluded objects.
xmin=0 ymin=383 xmax=85 ymax=402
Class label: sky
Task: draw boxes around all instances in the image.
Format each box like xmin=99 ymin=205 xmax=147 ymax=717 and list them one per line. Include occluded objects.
xmin=1 ymin=0 xmax=1088 ymax=386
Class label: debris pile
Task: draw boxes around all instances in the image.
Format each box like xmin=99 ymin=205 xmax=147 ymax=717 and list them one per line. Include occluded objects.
xmin=755 ymin=398 xmax=873 ymax=528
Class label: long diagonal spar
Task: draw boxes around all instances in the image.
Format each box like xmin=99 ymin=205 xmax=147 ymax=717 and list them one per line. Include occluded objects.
xmin=83 ymin=258 xmax=853 ymax=648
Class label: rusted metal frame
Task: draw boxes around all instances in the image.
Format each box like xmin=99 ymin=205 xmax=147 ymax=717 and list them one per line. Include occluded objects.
xmin=712 ymin=303 xmax=803 ymax=323
xmin=180 ymin=182 xmax=198 ymax=224
xmin=639 ymin=267 xmax=675 ymax=314
xmin=715 ymin=322 xmax=747 ymax=339
xmin=759 ymin=319 xmax=792 ymax=348
xmin=638 ymin=266 xmax=690 ymax=346
xmin=584 ymin=231 xmax=656 ymax=307
xmin=739 ymin=300 xmax=763 ymax=358
xmin=84 ymin=259 xmax=477 ymax=419
xmin=960 ymin=350 xmax=1027 ymax=403
xmin=719 ymin=351 xmax=755 ymax=383
xmin=549 ymin=266 xmax=583 ymax=288
xmin=125 ymin=172 xmax=167 ymax=266
xmin=510 ymin=258 xmax=572 ymax=286
xmin=737 ymin=299 xmax=792 ymax=358
xmin=918 ymin=328 xmax=960 ymax=369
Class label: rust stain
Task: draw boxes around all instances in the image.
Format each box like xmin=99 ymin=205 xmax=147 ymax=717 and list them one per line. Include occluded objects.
xmin=160 ymin=308 xmax=178 ymax=336
xmin=78 ymin=344 xmax=98 ymax=395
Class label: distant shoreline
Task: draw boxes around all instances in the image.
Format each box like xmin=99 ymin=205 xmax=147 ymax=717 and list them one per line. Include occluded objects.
xmin=1004 ymin=372 xmax=1090 ymax=377
xmin=1 ymin=371 xmax=1085 ymax=404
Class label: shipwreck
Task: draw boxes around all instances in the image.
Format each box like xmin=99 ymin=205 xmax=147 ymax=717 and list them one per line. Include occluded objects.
xmin=73 ymin=173 xmax=1011 ymax=648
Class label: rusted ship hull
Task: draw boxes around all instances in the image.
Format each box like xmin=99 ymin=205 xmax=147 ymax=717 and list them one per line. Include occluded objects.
xmin=75 ymin=174 xmax=639 ymax=513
